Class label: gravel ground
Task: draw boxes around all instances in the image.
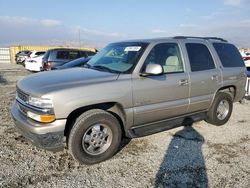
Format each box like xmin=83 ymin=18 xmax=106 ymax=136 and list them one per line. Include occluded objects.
xmin=0 ymin=64 xmax=250 ymax=188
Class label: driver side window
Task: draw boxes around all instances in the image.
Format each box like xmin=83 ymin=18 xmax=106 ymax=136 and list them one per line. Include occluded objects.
xmin=144 ymin=43 xmax=184 ymax=73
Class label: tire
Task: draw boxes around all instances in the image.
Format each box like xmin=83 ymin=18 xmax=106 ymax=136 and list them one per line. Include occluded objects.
xmin=206 ymin=92 xmax=233 ymax=126
xmin=68 ymin=109 xmax=122 ymax=164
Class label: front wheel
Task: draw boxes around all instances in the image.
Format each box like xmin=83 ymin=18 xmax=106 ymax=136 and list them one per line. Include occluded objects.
xmin=68 ymin=109 xmax=122 ymax=164
xmin=206 ymin=92 xmax=233 ymax=126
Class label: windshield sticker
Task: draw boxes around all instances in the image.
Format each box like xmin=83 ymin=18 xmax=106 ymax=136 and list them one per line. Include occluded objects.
xmin=124 ymin=46 xmax=141 ymax=52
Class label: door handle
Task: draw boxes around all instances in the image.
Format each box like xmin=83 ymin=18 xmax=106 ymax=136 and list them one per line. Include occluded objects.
xmin=179 ymin=79 xmax=189 ymax=86
xmin=211 ymin=75 xmax=219 ymax=81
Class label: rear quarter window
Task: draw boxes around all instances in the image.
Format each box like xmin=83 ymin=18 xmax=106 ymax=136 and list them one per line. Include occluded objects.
xmin=213 ymin=43 xmax=245 ymax=67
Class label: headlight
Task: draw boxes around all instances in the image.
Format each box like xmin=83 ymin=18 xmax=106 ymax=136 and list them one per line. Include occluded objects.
xmin=28 ymin=96 xmax=53 ymax=109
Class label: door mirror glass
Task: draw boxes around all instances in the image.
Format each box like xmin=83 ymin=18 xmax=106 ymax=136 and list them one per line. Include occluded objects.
xmin=142 ymin=64 xmax=163 ymax=76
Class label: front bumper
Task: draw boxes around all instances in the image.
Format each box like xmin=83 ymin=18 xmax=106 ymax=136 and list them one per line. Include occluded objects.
xmin=11 ymin=102 xmax=66 ymax=151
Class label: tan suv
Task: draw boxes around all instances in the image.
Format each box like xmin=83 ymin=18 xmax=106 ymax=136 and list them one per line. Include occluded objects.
xmin=11 ymin=36 xmax=246 ymax=164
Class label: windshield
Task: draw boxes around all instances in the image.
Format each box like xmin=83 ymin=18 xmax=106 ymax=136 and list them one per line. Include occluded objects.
xmin=87 ymin=42 xmax=148 ymax=73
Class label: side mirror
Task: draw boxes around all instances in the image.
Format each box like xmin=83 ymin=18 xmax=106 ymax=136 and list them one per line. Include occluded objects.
xmin=141 ymin=64 xmax=163 ymax=76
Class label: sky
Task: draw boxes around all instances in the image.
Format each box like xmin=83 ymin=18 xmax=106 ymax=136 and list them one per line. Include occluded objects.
xmin=0 ymin=0 xmax=250 ymax=48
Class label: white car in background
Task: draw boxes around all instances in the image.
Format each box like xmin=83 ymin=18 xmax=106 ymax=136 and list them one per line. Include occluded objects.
xmin=240 ymin=51 xmax=250 ymax=67
xmin=24 ymin=54 xmax=45 ymax=72
xmin=16 ymin=51 xmax=45 ymax=65
xmin=243 ymin=52 xmax=250 ymax=67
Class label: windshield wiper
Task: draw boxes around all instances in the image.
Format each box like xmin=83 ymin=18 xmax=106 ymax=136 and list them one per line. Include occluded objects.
xmin=92 ymin=65 xmax=120 ymax=73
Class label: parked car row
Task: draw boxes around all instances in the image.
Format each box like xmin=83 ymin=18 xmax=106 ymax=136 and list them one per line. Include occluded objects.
xmin=16 ymin=51 xmax=45 ymax=65
xmin=16 ymin=48 xmax=97 ymax=72
xmin=241 ymin=51 xmax=250 ymax=68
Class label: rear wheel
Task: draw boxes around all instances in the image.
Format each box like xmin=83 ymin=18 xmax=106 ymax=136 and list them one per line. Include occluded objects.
xmin=206 ymin=92 xmax=233 ymax=126
xmin=68 ymin=109 xmax=122 ymax=164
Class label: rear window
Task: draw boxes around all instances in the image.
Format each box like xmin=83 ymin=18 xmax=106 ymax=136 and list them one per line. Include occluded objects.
xmin=43 ymin=51 xmax=50 ymax=60
xmin=35 ymin=51 xmax=45 ymax=56
xmin=56 ymin=50 xmax=81 ymax=60
xmin=213 ymin=43 xmax=245 ymax=67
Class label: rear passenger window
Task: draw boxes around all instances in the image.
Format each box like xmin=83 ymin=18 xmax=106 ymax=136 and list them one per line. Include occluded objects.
xmin=186 ymin=43 xmax=215 ymax=72
xmin=56 ymin=51 xmax=69 ymax=59
xmin=213 ymin=43 xmax=245 ymax=67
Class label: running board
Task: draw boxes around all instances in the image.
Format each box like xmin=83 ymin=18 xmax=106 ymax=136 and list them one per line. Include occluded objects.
xmin=128 ymin=112 xmax=207 ymax=138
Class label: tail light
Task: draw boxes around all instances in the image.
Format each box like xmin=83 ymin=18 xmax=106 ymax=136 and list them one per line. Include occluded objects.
xmin=44 ymin=61 xmax=52 ymax=70
xmin=244 ymin=56 xmax=250 ymax=61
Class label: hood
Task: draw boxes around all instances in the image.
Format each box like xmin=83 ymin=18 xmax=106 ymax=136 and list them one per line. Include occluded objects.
xmin=17 ymin=68 xmax=119 ymax=96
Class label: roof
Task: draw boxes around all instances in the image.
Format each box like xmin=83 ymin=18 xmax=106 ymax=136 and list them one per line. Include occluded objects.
xmin=117 ymin=36 xmax=228 ymax=44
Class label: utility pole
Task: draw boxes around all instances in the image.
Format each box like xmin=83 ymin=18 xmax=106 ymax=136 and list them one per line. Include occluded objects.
xmin=78 ymin=29 xmax=81 ymax=48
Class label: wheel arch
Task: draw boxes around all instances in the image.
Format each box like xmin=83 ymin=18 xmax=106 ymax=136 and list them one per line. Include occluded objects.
xmin=64 ymin=102 xmax=126 ymax=139
xmin=217 ymin=85 xmax=236 ymax=100
xmin=209 ymin=85 xmax=236 ymax=109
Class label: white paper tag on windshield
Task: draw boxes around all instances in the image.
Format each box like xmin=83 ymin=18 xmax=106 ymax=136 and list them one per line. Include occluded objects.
xmin=124 ymin=46 xmax=141 ymax=52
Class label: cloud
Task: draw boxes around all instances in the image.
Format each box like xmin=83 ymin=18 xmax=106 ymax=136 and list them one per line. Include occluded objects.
xmin=203 ymin=11 xmax=225 ymax=20
xmin=224 ymin=0 xmax=250 ymax=6
xmin=150 ymin=20 xmax=250 ymax=47
xmin=224 ymin=0 xmax=242 ymax=6
xmin=41 ymin=19 xmax=62 ymax=27
xmin=0 ymin=16 xmax=69 ymax=45
xmin=0 ymin=16 xmax=62 ymax=27
xmin=179 ymin=24 xmax=199 ymax=28
xmin=79 ymin=27 xmax=125 ymax=38
xmin=0 ymin=16 xmax=125 ymax=47
xmin=151 ymin=29 xmax=169 ymax=34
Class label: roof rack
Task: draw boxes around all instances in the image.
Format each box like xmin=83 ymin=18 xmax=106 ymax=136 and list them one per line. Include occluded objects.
xmin=173 ymin=36 xmax=228 ymax=42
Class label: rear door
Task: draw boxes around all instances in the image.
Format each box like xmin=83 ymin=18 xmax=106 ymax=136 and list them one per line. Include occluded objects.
xmin=184 ymin=42 xmax=222 ymax=113
xmin=132 ymin=42 xmax=190 ymax=126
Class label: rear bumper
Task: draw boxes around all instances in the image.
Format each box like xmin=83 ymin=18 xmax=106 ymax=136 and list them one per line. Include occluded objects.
xmin=25 ymin=63 xmax=42 ymax=72
xmin=11 ymin=102 xmax=66 ymax=151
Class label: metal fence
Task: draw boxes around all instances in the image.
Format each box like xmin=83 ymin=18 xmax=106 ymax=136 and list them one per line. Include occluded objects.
xmin=0 ymin=48 xmax=11 ymax=63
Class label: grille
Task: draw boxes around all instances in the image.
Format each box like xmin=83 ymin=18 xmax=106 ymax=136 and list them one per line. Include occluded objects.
xmin=16 ymin=87 xmax=29 ymax=103
xmin=18 ymin=103 xmax=28 ymax=116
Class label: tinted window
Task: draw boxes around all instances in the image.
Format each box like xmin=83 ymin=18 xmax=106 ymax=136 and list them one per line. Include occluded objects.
xmin=68 ymin=51 xmax=81 ymax=59
xmin=213 ymin=43 xmax=245 ymax=67
xmin=87 ymin=51 xmax=96 ymax=56
xmin=35 ymin=51 xmax=45 ymax=56
xmin=43 ymin=51 xmax=50 ymax=60
xmin=143 ymin=43 xmax=184 ymax=73
xmin=56 ymin=51 xmax=68 ymax=59
xmin=186 ymin=43 xmax=215 ymax=72
xmin=18 ymin=51 xmax=31 ymax=56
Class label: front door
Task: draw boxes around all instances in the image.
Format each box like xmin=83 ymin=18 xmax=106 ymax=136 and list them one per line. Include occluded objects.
xmin=132 ymin=43 xmax=190 ymax=126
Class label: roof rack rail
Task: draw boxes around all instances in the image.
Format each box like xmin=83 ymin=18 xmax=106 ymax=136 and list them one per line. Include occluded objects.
xmin=173 ymin=36 xmax=228 ymax=42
